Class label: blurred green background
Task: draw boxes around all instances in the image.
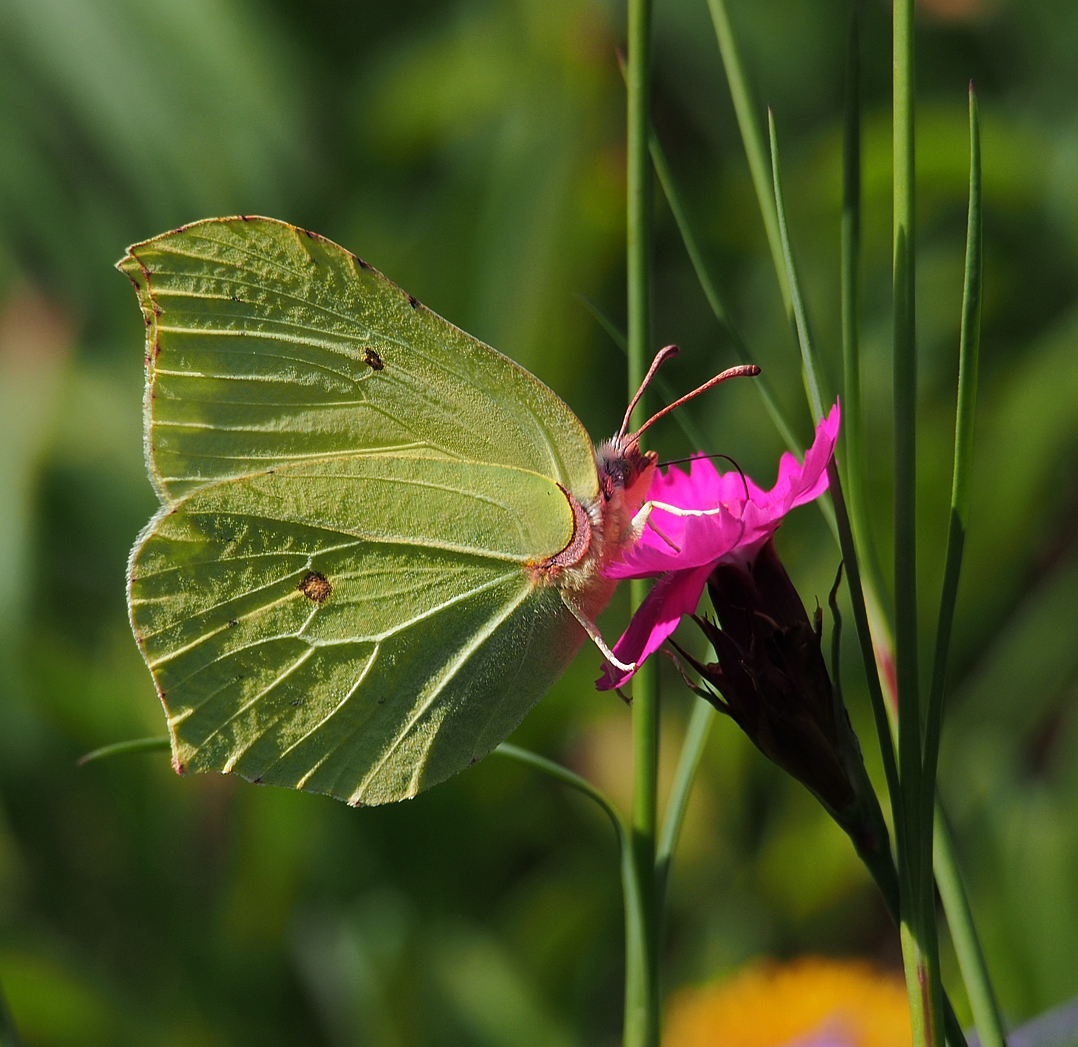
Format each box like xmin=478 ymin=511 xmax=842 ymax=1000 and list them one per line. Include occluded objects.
xmin=1 ymin=0 xmax=1077 ymax=1043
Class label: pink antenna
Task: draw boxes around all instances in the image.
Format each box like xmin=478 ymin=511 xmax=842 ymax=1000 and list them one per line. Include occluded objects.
xmin=618 ymin=345 xmax=681 ymax=440
xmin=630 ymin=363 xmax=760 ymax=443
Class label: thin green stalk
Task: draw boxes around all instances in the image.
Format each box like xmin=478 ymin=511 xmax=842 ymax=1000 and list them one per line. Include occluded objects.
xmin=647 ymin=127 xmax=840 ymax=539
xmin=711 ymin=0 xmax=895 ymax=702
xmin=839 ymin=0 xmax=892 ymax=662
xmin=892 ymin=0 xmax=942 ymax=1041
xmin=704 ymin=0 xmax=792 ymax=321
xmin=627 ymin=629 xmax=659 ymax=1047
xmin=613 ymin=54 xmax=801 ymax=457
xmin=656 ymin=697 xmax=715 ymax=908
xmin=841 ymin=0 xmax=863 ymax=479
xmin=626 ymin=0 xmax=660 ymax=1042
xmin=78 ymin=735 xmax=170 ymax=765
xmin=935 ymin=806 xmax=1007 ymax=1047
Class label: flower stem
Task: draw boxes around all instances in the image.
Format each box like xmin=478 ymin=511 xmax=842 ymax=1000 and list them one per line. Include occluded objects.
xmin=626 ymin=0 xmax=660 ymax=1042
xmin=627 ymin=607 xmax=660 ymax=1047
xmin=892 ymin=0 xmax=944 ymax=1042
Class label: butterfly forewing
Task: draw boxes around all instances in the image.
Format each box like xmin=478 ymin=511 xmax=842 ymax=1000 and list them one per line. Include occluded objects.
xmin=119 ymin=218 xmax=597 ymax=503
xmin=121 ymin=217 xmax=598 ymax=804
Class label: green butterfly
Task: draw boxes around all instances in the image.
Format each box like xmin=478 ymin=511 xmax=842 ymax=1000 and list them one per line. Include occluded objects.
xmin=120 ymin=217 xmax=749 ymax=805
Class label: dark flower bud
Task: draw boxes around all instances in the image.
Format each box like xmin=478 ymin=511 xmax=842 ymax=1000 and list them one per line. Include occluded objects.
xmin=674 ymin=538 xmax=855 ymax=815
xmin=673 ymin=537 xmax=900 ymax=936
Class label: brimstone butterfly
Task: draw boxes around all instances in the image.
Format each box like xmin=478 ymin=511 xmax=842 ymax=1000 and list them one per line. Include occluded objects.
xmin=120 ymin=217 xmax=753 ymax=805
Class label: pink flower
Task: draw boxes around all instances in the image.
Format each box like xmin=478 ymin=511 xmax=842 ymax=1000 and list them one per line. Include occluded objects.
xmin=598 ymin=401 xmax=841 ymax=690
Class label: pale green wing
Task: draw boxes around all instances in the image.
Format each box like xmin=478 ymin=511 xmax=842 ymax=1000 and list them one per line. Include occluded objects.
xmin=120 ymin=217 xmax=598 ymax=804
xmin=118 ymin=217 xmax=598 ymax=504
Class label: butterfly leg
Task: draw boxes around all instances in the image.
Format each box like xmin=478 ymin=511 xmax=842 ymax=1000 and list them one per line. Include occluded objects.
xmin=561 ymin=597 xmax=636 ymax=674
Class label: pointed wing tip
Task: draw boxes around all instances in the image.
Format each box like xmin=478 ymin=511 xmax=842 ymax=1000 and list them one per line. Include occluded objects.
xmin=116 ymin=215 xmax=291 ymax=270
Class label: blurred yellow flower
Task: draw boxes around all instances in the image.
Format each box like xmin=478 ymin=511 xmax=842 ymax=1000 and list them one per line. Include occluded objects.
xmin=664 ymin=957 xmax=911 ymax=1047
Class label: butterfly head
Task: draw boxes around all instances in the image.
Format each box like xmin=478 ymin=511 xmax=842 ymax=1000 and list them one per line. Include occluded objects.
xmin=594 ymin=434 xmax=658 ymax=526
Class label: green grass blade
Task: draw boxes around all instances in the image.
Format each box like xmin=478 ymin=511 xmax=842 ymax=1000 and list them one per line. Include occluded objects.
xmin=767 ymin=110 xmax=828 ymax=423
xmin=921 ymin=86 xmax=981 ymax=836
xmin=646 ymin=128 xmax=802 ymax=455
xmin=934 ymin=805 xmax=1006 ymax=1047
xmin=576 ymin=292 xmax=629 ymax=353
xmin=839 ymin=0 xmax=892 ymax=648
xmin=704 ymin=0 xmax=792 ymax=321
xmin=495 ymin=743 xmax=649 ymax=1047
xmin=656 ymin=697 xmax=715 ymax=907
xmin=891 ymin=0 xmax=939 ymax=1040
xmin=495 ymin=744 xmax=625 ymax=840
xmin=827 ymin=461 xmax=903 ymax=830
xmin=920 ymin=88 xmax=1003 ymax=1047
xmin=78 ymin=736 xmax=171 ymax=765
xmin=841 ymin=0 xmax=863 ymax=470
xmin=761 ymin=114 xmax=841 ymax=547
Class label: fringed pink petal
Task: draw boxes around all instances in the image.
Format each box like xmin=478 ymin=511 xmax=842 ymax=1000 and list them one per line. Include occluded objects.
xmin=596 ymin=564 xmax=714 ymax=690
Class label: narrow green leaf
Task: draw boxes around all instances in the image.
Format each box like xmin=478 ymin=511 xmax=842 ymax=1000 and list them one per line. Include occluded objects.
xmin=827 ymin=461 xmax=903 ymax=832
xmin=920 ymin=87 xmax=1004 ymax=1047
xmin=494 ymin=743 xmax=649 ymax=1047
xmin=705 ymin=0 xmax=792 ymax=321
xmin=646 ymin=128 xmax=802 ymax=455
xmin=494 ymin=744 xmax=624 ymax=840
xmin=656 ymin=697 xmax=715 ymax=907
xmin=77 ymin=736 xmax=171 ymax=765
xmin=921 ymin=87 xmax=982 ymax=823
xmin=890 ymin=0 xmax=941 ymax=1042
xmin=838 ymin=0 xmax=892 ymax=657
xmin=766 ymin=110 xmax=828 ymax=423
xmin=934 ymin=806 xmax=1006 ymax=1047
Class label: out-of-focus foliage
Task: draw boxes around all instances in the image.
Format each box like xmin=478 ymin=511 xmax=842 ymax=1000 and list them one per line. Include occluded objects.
xmin=0 ymin=0 xmax=1075 ymax=1043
